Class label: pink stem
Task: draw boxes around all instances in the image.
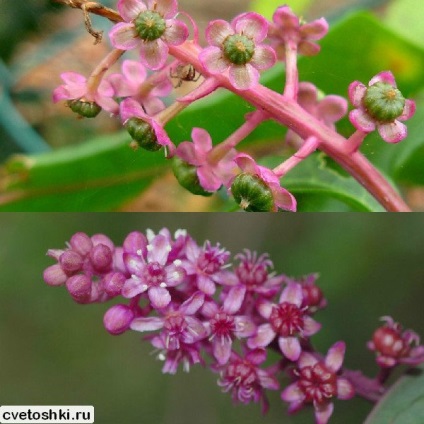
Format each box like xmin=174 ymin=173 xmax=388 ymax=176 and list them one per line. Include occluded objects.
xmin=169 ymin=42 xmax=410 ymax=212
xmin=283 ymin=41 xmax=299 ymax=99
xmin=342 ymin=129 xmax=369 ymax=154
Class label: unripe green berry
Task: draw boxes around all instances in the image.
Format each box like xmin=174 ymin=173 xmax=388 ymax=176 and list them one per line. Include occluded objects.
xmin=231 ymin=173 xmax=274 ymax=212
xmin=363 ymin=82 xmax=405 ymax=123
xmin=125 ymin=117 xmax=162 ymax=152
xmin=172 ymin=157 xmax=213 ymax=197
xmin=223 ymin=34 xmax=255 ymax=65
xmin=67 ymin=99 xmax=101 ymax=118
xmin=135 ymin=11 xmax=166 ymax=41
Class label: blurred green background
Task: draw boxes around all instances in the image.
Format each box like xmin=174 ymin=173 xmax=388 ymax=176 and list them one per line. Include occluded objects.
xmin=1 ymin=213 xmax=424 ymax=423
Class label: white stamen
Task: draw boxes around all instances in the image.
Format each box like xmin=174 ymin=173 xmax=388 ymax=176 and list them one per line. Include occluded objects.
xmin=160 ymin=282 xmax=167 ymax=288
xmin=173 ymin=259 xmax=182 ymax=266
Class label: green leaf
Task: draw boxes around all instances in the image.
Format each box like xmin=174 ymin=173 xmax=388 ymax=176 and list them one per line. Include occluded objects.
xmin=249 ymin=0 xmax=313 ymax=19
xmin=364 ymin=365 xmax=424 ymax=424
xmin=261 ymin=154 xmax=385 ymax=212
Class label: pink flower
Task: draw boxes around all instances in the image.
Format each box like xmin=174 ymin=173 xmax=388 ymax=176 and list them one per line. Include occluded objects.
xmin=217 ymin=348 xmax=279 ymax=413
xmin=121 ymin=232 xmax=186 ymax=309
xmin=175 ymin=127 xmax=238 ymax=192
xmin=119 ymin=98 xmax=176 ymax=156
xmin=234 ymin=153 xmax=297 ymax=212
xmin=268 ymin=5 xmax=329 ymax=60
xmin=201 ymin=285 xmax=256 ymax=365
xmin=108 ymin=60 xmax=172 ymax=115
xmin=53 ymin=71 xmax=118 ymax=114
xmin=248 ymin=282 xmax=321 ymax=361
xmin=348 ymin=71 xmax=416 ymax=143
xmin=367 ymin=316 xmax=424 ymax=368
xmin=199 ymin=13 xmax=276 ymax=90
xmin=109 ymin=0 xmax=188 ymax=70
xmin=281 ymin=342 xmax=355 ymax=424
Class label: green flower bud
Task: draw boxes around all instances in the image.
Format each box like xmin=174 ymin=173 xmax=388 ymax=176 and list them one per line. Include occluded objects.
xmin=231 ymin=173 xmax=274 ymax=212
xmin=125 ymin=117 xmax=162 ymax=152
xmin=172 ymin=157 xmax=213 ymax=197
xmin=67 ymin=99 xmax=101 ymax=118
xmin=135 ymin=11 xmax=166 ymax=41
xmin=223 ymin=34 xmax=255 ymax=65
xmin=364 ymin=82 xmax=405 ymax=123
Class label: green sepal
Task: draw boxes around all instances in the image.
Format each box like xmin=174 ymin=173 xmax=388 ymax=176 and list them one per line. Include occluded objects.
xmin=172 ymin=157 xmax=213 ymax=197
xmin=231 ymin=173 xmax=274 ymax=212
xmin=67 ymin=100 xmax=101 ymax=118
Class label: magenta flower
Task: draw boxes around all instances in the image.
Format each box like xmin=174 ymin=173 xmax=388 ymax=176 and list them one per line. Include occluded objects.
xmin=218 ymin=348 xmax=279 ymax=413
xmin=234 ymin=153 xmax=297 ymax=212
xmin=248 ymin=282 xmax=321 ymax=361
xmin=109 ymin=0 xmax=188 ymax=70
xmin=121 ymin=232 xmax=186 ymax=309
xmin=108 ymin=60 xmax=172 ymax=115
xmin=199 ymin=13 xmax=276 ymax=90
xmin=348 ymin=71 xmax=416 ymax=143
xmin=367 ymin=316 xmax=424 ymax=368
xmin=281 ymin=342 xmax=355 ymax=424
xmin=201 ymin=285 xmax=256 ymax=365
xmin=53 ymin=71 xmax=118 ymax=114
xmin=120 ymin=98 xmax=176 ymax=156
xmin=175 ymin=127 xmax=238 ymax=192
xmin=182 ymin=239 xmax=236 ymax=296
xmin=268 ymin=5 xmax=329 ymax=60
xmin=130 ymin=291 xmax=207 ymax=348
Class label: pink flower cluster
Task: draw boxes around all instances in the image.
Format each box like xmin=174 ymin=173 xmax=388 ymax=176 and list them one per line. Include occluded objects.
xmin=43 ymin=228 xmax=360 ymax=423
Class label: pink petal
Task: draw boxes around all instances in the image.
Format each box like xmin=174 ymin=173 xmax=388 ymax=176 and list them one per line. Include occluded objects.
xmin=298 ymin=351 xmax=318 ymax=368
xmin=147 ymin=234 xmax=170 ymax=265
xmin=140 ymin=39 xmax=169 ymax=70
xmin=199 ymin=47 xmax=229 ymax=74
xmin=197 ymin=166 xmax=223 ymax=192
xmin=272 ymin=6 xmax=298 ymax=30
xmin=183 ymin=316 xmax=207 ymax=342
xmin=348 ymin=81 xmax=367 ymax=107
xmin=299 ymin=40 xmax=321 ymax=56
xmin=229 ymin=63 xmax=259 ymax=90
xmin=148 ymin=286 xmax=171 ymax=309
xmin=337 ymin=378 xmax=355 ymax=400
xmin=205 ymin=19 xmax=233 ymax=46
xmin=303 ymin=316 xmax=322 ymax=337
xmin=369 ymin=71 xmax=396 ymax=87
xmin=95 ymin=96 xmax=119 ymax=114
xmin=281 ymin=382 xmax=304 ymax=403
xmin=130 ymin=316 xmax=164 ymax=332
xmin=191 ymin=127 xmax=213 ymax=153
xmin=176 ymin=142 xmax=201 ymax=166
xmin=109 ymin=22 xmax=140 ymax=50
xmin=213 ymin=337 xmax=232 ymax=364
xmin=201 ymin=300 xmax=219 ymax=318
xmin=325 ymin=341 xmax=346 ymax=373
xmin=279 ymin=282 xmax=303 ymax=306
xmin=122 ymin=277 xmax=146 ymax=298
xmin=122 ymin=60 xmax=147 ymax=86
xmin=257 ymin=369 xmax=280 ymax=390
xmin=235 ymin=153 xmax=259 ymax=175
xmin=378 ymin=120 xmax=407 ymax=143
xmin=271 ymin=184 xmax=297 ymax=212
xmin=234 ymin=316 xmax=256 ymax=337
xmin=107 ymin=73 xmax=133 ymax=97
xmin=165 ymin=264 xmax=185 ymax=286
xmin=349 ymin=109 xmax=376 ymax=132
xmin=180 ymin=291 xmax=205 ymax=315
xmin=197 ymin=275 xmax=216 ymax=295
xmin=233 ymin=12 xmax=268 ymax=43
xmin=279 ymin=336 xmax=301 ymax=361
xmin=314 ymin=401 xmax=334 ymax=424
xmin=163 ymin=20 xmax=189 ymax=45
xmin=251 ymin=46 xmax=276 ymax=70
xmin=246 ymin=348 xmax=267 ymax=365
xmin=119 ymin=97 xmax=145 ymax=123
xmin=223 ymin=285 xmax=246 ymax=314
xmin=299 ymin=18 xmax=329 ymax=40
xmin=256 ymin=299 xmax=273 ymax=319
xmin=247 ymin=323 xmax=275 ymax=348
xmin=118 ymin=0 xmax=146 ymax=22
xmin=52 ymin=86 xmax=72 ymax=103
xmin=149 ymin=0 xmax=177 ymax=18
xmin=61 ymin=71 xmax=87 ymax=85
xmin=399 ymin=99 xmax=416 ymax=121
xmin=142 ymin=96 xmax=166 ymax=115
xmin=317 ymin=95 xmax=348 ymax=124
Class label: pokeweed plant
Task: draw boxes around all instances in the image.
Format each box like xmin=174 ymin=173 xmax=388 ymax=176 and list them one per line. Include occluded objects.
xmin=43 ymin=228 xmax=424 ymax=423
xmin=44 ymin=0 xmax=421 ymax=212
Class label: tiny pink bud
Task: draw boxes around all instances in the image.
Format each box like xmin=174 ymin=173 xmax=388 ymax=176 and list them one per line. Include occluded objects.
xmin=43 ymin=264 xmax=68 ymax=286
xmin=103 ymin=304 xmax=134 ymax=335
xmin=90 ymin=244 xmax=113 ymax=271
xmin=104 ymin=272 xmax=126 ymax=296
xmin=91 ymin=234 xmax=114 ymax=251
xmin=123 ymin=231 xmax=147 ymax=255
xmin=69 ymin=232 xmax=93 ymax=256
xmin=66 ymin=274 xmax=92 ymax=301
xmin=59 ymin=250 xmax=83 ymax=274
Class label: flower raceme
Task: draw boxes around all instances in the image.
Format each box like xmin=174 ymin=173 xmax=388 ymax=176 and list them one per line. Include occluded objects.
xmin=42 ymin=228 xmax=424 ymax=423
xmin=52 ymin=2 xmax=419 ymax=212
